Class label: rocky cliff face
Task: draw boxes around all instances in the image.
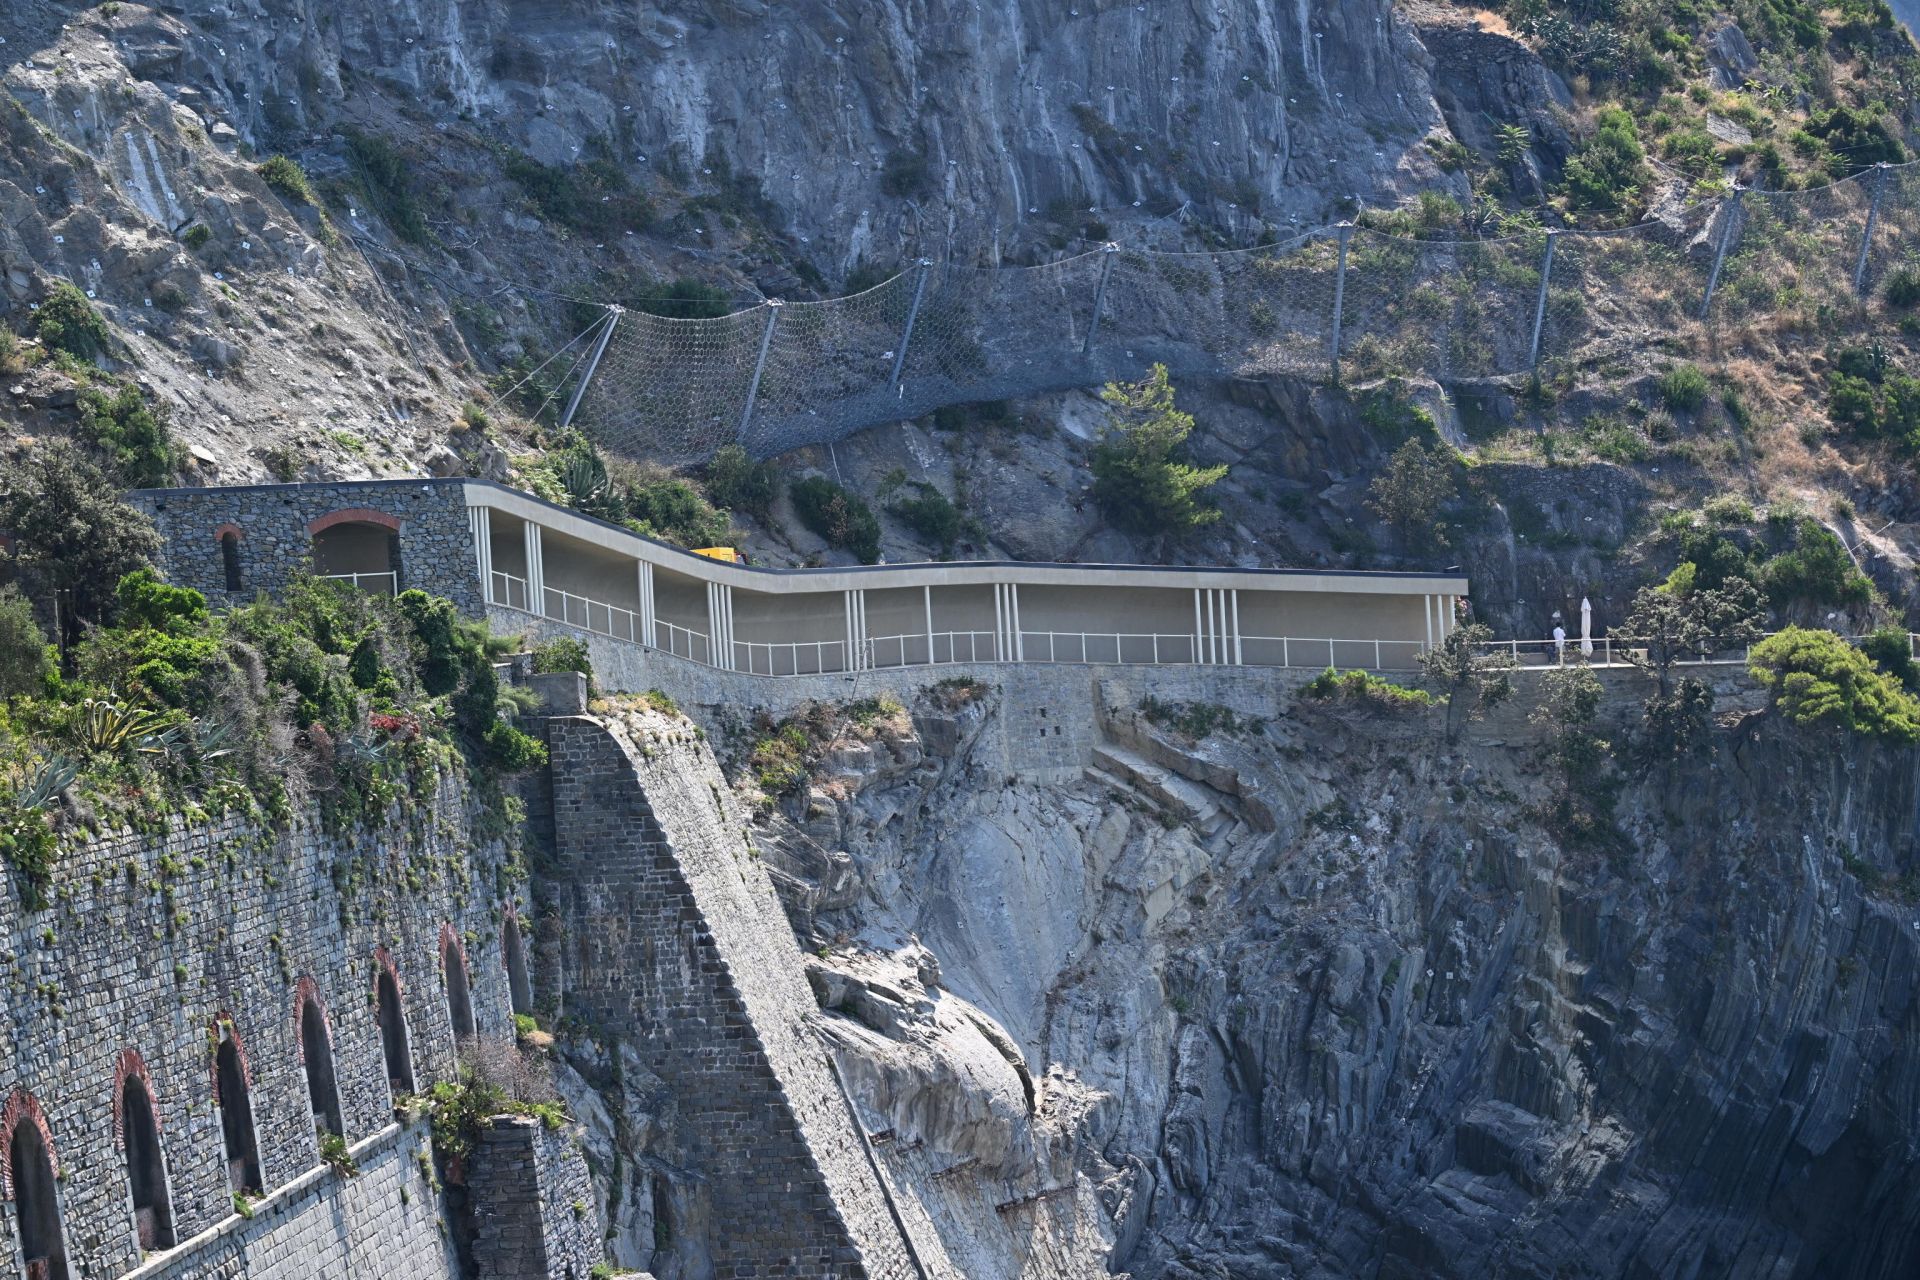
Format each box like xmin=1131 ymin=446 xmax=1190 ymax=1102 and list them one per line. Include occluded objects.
xmin=745 ymin=671 xmax=1920 ymax=1279
xmin=0 ymin=0 xmax=1473 ymax=480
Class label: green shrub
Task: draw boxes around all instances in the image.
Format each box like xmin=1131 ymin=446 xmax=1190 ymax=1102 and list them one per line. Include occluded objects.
xmin=1702 ymin=493 xmax=1754 ymax=525
xmin=0 ymin=587 xmax=52 ymax=698
xmin=78 ymin=381 xmax=177 ymax=487
xmin=502 ymin=150 xmax=653 ymax=237
xmin=318 ymin=1131 xmax=359 ymax=1176
xmin=258 ymin=155 xmax=317 ymax=205
xmin=748 ymin=722 xmax=811 ymax=795
xmin=704 ymin=444 xmax=777 ymax=519
xmin=1750 ymin=627 xmax=1920 ymax=741
xmin=1303 ymin=667 xmax=1435 ymax=710
xmin=483 ymin=719 xmax=548 ymax=771
xmin=1762 ymin=519 xmax=1874 ymax=607
xmin=1368 ymin=439 xmax=1456 ymax=548
xmin=530 ymin=636 xmax=592 ymax=680
xmin=879 ymin=150 xmax=930 ymax=197
xmin=890 ymin=485 xmax=965 ymax=555
xmin=1885 ymin=265 xmax=1920 ymax=310
xmin=33 ymin=283 xmax=111 ymax=363
xmin=1090 ymin=364 xmax=1226 ymax=537
xmin=1857 ymin=627 xmax=1920 ymax=692
xmin=637 ymin=689 xmax=680 ymax=716
xmin=1563 ymin=107 xmax=1653 ymax=218
xmin=790 ymin=476 xmax=881 ymax=563
xmin=344 ymin=129 xmax=426 ymax=244
xmin=181 ymin=223 xmax=211 ymax=250
xmin=1659 ymin=364 xmax=1710 ymax=413
xmin=627 ymin=470 xmax=730 ymax=548
xmin=0 ymin=443 xmax=161 ymax=649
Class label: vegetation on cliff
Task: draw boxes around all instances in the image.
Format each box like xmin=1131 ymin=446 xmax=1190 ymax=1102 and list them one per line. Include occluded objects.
xmin=0 ymin=453 xmax=545 ymax=908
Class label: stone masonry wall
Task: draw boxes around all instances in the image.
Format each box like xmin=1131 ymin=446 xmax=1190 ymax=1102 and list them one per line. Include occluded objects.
xmin=132 ymin=480 xmax=483 ymax=615
xmin=119 ymin=1122 xmax=453 ymax=1280
xmin=465 ymin=1116 xmax=603 ymax=1280
xmin=0 ymin=774 xmax=520 ymax=1280
xmin=544 ymin=715 xmax=922 ymax=1280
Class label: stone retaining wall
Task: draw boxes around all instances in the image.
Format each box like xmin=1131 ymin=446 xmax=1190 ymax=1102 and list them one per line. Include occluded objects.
xmin=120 ymin=1123 xmax=452 ymax=1280
xmin=0 ymin=776 xmax=520 ymax=1279
xmin=132 ymin=480 xmax=482 ymax=615
xmin=544 ymin=715 xmax=924 ymax=1280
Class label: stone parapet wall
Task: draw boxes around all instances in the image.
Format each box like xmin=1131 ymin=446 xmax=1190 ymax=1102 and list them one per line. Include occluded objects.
xmin=0 ymin=776 xmax=519 ymax=1279
xmin=545 ymin=715 xmax=924 ymax=1280
xmin=131 ymin=480 xmax=482 ymax=615
xmin=122 ymin=1123 xmax=452 ymax=1280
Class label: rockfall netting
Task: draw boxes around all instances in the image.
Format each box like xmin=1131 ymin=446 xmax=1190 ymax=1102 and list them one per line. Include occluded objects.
xmin=567 ymin=162 xmax=1920 ymax=463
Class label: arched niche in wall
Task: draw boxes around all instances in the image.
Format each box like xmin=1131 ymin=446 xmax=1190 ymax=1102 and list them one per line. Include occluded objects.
xmin=295 ymin=977 xmax=345 ymax=1140
xmin=374 ymin=946 xmax=415 ymax=1097
xmin=113 ymin=1050 xmax=174 ymax=1253
xmin=2 ymin=1090 xmax=69 ymax=1280
xmin=214 ymin=523 xmax=244 ymax=593
xmin=210 ymin=1015 xmax=263 ymax=1196
xmin=441 ymin=923 xmax=477 ymax=1044
xmin=501 ymin=906 xmax=533 ymax=1018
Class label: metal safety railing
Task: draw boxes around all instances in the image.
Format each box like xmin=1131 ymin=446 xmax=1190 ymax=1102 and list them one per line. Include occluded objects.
xmin=318 ymin=570 xmax=398 ymax=596
xmin=542 ymin=585 xmax=640 ymax=644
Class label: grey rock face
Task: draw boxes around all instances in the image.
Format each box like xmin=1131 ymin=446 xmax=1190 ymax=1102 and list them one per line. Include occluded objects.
xmin=745 ymin=670 xmax=1920 ymax=1280
xmin=147 ymin=0 xmax=1449 ymax=265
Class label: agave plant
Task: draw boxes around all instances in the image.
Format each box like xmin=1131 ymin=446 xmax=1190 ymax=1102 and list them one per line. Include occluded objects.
xmin=71 ymin=698 xmax=174 ymax=755
xmin=189 ymin=716 xmax=239 ymax=763
xmin=557 ymin=451 xmax=611 ymax=511
xmin=14 ymin=754 xmax=78 ymax=811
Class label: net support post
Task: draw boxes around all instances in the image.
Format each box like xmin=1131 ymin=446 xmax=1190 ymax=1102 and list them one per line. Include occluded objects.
xmin=1855 ymin=162 xmax=1891 ymax=298
xmin=1699 ymin=187 xmax=1743 ymax=321
xmin=737 ymin=300 xmax=783 ymax=447
xmin=1527 ymin=230 xmax=1558 ymax=372
xmin=1329 ymin=222 xmax=1354 ymax=382
xmin=889 ymin=260 xmax=933 ymax=392
xmin=558 ymin=305 xmax=623 ymax=429
xmin=1082 ymin=242 xmax=1120 ymax=358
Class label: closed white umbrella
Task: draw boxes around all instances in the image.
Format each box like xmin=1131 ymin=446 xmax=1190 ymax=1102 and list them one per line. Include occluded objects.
xmin=1580 ymin=596 xmax=1594 ymax=657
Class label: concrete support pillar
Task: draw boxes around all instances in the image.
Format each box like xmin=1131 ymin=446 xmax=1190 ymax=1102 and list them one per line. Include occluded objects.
xmin=469 ymin=506 xmax=493 ymax=605
xmin=524 ymin=523 xmax=545 ymax=620
xmin=706 ymin=582 xmax=735 ymax=670
xmin=637 ymin=561 xmax=656 ymax=649
xmin=923 ymin=585 xmax=934 ymax=666
xmin=1009 ymin=583 xmax=1023 ymax=662
xmin=1230 ymin=589 xmax=1242 ymax=666
xmin=842 ymin=588 xmax=870 ymax=671
xmin=992 ymin=584 xmax=1005 ymax=663
xmin=1424 ymin=595 xmax=1435 ymax=650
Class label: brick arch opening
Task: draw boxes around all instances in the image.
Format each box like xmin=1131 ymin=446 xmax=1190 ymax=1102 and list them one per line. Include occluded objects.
xmin=441 ymin=924 xmax=476 ymax=1043
xmin=501 ymin=907 xmax=532 ymax=1017
xmin=374 ymin=947 xmax=415 ymax=1097
xmin=2 ymin=1090 xmax=69 ymax=1280
xmin=309 ymin=509 xmax=403 ymax=592
xmin=112 ymin=1050 xmax=174 ymax=1252
xmin=295 ymin=978 xmax=344 ymax=1140
xmin=210 ymin=1016 xmax=262 ymax=1195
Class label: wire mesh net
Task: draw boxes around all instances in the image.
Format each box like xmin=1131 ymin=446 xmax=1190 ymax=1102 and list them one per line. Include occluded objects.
xmin=1861 ymin=163 xmax=1920 ymax=311
xmin=1339 ymin=231 xmax=1548 ymax=380
xmin=565 ymin=162 xmax=1920 ymax=464
xmin=1537 ymin=220 xmax=1711 ymax=369
xmin=1709 ymin=175 xmax=1874 ymax=335
xmin=573 ymin=306 xmax=771 ymax=466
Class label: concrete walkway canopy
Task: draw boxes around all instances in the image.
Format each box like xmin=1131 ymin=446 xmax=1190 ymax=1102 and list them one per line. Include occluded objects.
xmin=130 ymin=478 xmax=1468 ymax=676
